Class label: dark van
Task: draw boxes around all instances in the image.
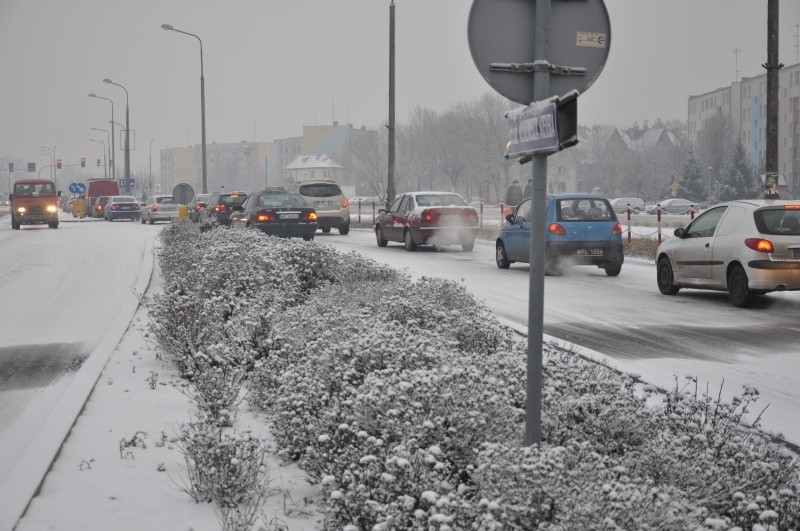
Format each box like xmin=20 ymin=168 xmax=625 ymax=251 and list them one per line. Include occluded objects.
xmin=85 ymin=179 xmax=120 ymax=217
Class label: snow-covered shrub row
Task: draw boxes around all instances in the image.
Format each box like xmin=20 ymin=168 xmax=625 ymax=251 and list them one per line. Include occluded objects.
xmin=154 ymin=224 xmax=800 ymax=530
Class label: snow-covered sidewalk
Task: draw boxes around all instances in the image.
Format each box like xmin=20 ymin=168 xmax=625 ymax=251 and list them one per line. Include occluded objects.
xmin=14 ymin=249 xmax=321 ymax=531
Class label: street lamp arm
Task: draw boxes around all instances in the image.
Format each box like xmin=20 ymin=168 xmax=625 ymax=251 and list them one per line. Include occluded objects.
xmin=161 ymin=24 xmax=204 ymax=76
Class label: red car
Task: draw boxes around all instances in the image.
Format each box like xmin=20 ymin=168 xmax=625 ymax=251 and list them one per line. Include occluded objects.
xmin=374 ymin=192 xmax=480 ymax=251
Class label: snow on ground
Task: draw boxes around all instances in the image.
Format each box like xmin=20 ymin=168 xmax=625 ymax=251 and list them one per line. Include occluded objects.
xmin=13 ymin=237 xmax=322 ymax=531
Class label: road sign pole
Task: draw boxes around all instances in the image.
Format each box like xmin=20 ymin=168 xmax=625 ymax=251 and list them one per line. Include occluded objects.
xmin=525 ymin=0 xmax=551 ymax=447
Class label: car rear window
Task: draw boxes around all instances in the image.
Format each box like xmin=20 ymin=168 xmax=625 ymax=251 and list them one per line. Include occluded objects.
xmin=298 ymin=184 xmax=342 ymax=198
xmin=754 ymin=208 xmax=800 ymax=235
xmin=257 ymin=194 xmax=306 ymax=208
xmin=114 ymin=196 xmax=137 ymax=203
xmin=415 ymin=194 xmax=466 ymax=207
xmin=557 ymin=198 xmax=614 ymax=221
xmin=156 ymin=196 xmax=175 ymax=205
xmin=221 ymin=194 xmax=248 ymax=206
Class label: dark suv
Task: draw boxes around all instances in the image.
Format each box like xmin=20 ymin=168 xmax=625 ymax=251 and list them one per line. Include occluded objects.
xmin=200 ymin=191 xmax=248 ymax=228
xmin=287 ymin=181 xmax=350 ymax=235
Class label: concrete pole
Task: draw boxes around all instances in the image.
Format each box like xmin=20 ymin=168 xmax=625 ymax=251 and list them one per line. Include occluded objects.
xmin=387 ymin=1 xmax=396 ymax=204
xmin=765 ymin=0 xmax=781 ymax=186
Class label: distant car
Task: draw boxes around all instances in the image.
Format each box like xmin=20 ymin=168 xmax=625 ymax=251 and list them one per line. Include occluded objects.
xmin=374 ymin=191 xmax=479 ymax=251
xmin=645 ymin=198 xmax=695 ymax=215
xmin=92 ymin=196 xmax=111 ymax=218
xmin=104 ymin=195 xmax=141 ymax=221
xmin=188 ymin=193 xmax=212 ymax=223
xmin=199 ymin=191 xmax=248 ymax=228
xmin=609 ymin=197 xmax=645 ymax=214
xmin=495 ymin=194 xmax=624 ymax=276
xmin=287 ymin=181 xmax=350 ymax=235
xmin=141 ymin=195 xmax=180 ymax=224
xmin=229 ymin=191 xmax=318 ymax=240
xmin=656 ymin=200 xmax=800 ymax=307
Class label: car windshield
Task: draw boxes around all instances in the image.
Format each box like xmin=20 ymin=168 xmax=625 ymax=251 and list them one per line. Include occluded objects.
xmin=415 ymin=194 xmax=466 ymax=207
xmin=557 ymin=198 xmax=614 ymax=221
xmin=257 ymin=194 xmax=306 ymax=208
xmin=221 ymin=194 xmax=248 ymax=206
xmin=15 ymin=183 xmax=55 ymax=196
xmin=298 ymin=184 xmax=341 ymax=198
xmin=155 ymin=196 xmax=175 ymax=205
xmin=754 ymin=208 xmax=800 ymax=235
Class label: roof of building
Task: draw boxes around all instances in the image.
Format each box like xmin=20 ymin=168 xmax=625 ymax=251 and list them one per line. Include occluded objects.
xmin=285 ymin=154 xmax=343 ymax=170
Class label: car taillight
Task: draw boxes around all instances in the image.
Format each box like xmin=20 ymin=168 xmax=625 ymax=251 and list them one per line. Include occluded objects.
xmin=132 ymin=204 xmax=140 ymax=210
xmin=548 ymin=223 xmax=566 ymax=236
xmin=307 ymin=212 xmax=318 ymax=221
xmin=612 ymin=223 xmax=622 ymax=235
xmin=216 ymin=204 xmax=226 ymax=212
xmin=745 ymin=238 xmax=774 ymax=253
xmin=785 ymin=205 xmax=800 ymax=210
xmin=112 ymin=205 xmax=120 ymax=210
xmin=342 ymin=198 xmax=349 ymax=208
xmin=421 ymin=210 xmax=433 ymax=223
xmin=194 ymin=205 xmax=202 ymax=211
xmin=257 ymin=212 xmax=273 ymax=222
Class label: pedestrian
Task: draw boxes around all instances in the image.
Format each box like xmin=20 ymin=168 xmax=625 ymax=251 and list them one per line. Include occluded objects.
xmin=523 ymin=178 xmax=532 ymax=199
xmin=504 ymin=180 xmax=523 ymax=206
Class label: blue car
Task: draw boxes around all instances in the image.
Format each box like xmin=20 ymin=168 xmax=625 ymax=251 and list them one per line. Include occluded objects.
xmin=495 ymin=194 xmax=624 ymax=276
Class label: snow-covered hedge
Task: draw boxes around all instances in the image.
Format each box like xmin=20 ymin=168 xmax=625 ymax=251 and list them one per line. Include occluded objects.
xmin=152 ymin=223 xmax=800 ymax=530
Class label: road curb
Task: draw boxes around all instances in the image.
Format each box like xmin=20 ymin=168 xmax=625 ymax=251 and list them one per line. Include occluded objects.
xmin=0 ymin=238 xmax=155 ymax=531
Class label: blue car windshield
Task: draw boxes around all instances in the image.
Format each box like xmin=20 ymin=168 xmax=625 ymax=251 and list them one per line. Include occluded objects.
xmin=557 ymin=198 xmax=614 ymax=221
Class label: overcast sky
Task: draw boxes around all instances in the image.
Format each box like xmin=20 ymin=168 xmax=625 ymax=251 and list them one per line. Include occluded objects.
xmin=1 ymin=0 xmax=799 ymax=176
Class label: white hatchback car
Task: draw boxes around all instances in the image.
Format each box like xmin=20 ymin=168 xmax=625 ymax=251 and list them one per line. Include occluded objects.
xmin=656 ymin=200 xmax=800 ymax=307
xmin=141 ymin=195 xmax=180 ymax=224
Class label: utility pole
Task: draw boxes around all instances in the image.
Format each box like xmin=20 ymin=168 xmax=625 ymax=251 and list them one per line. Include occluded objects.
xmin=387 ymin=0 xmax=396 ymax=204
xmin=764 ymin=0 xmax=783 ymax=198
xmin=732 ymin=47 xmax=743 ymax=81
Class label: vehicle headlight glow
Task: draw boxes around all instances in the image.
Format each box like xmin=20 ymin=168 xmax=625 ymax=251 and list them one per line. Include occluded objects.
xmin=17 ymin=207 xmax=26 ymax=213
xmin=47 ymin=205 xmax=58 ymax=213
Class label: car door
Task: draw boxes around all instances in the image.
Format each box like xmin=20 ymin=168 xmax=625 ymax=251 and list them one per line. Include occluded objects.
xmin=504 ymin=199 xmax=532 ymax=262
xmin=380 ymin=196 xmax=404 ymax=241
xmin=229 ymin=196 xmax=249 ymax=228
xmin=673 ymin=206 xmax=728 ymax=280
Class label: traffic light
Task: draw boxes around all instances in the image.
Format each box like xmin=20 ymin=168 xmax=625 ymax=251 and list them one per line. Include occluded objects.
xmin=97 ymin=159 xmax=101 ymax=167
xmin=56 ymin=159 xmax=62 ymax=169
xmin=81 ymin=157 xmax=86 ymax=168
xmin=8 ymin=162 xmax=13 ymax=171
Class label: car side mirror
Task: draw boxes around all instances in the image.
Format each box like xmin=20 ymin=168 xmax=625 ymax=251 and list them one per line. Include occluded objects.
xmin=378 ymin=208 xmax=386 ymax=213
xmin=674 ymin=227 xmax=685 ymax=238
xmin=8 ymin=194 xmax=12 ymax=201
xmin=505 ymin=214 xmax=514 ymax=223
xmin=57 ymin=191 xmax=62 ymax=197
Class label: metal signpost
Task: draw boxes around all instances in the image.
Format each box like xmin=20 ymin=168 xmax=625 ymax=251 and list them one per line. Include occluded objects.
xmin=468 ymin=0 xmax=610 ymax=445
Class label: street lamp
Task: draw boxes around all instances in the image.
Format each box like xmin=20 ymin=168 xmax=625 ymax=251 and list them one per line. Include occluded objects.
xmin=89 ymin=94 xmax=116 ymax=179
xmin=103 ymin=79 xmax=130 ymax=193
xmin=41 ymin=146 xmax=56 ymax=188
xmin=91 ymin=127 xmax=111 ymax=179
xmin=149 ymin=139 xmax=154 ymax=199
xmin=89 ymin=138 xmax=107 ymax=177
xmin=162 ymin=23 xmax=207 ymax=194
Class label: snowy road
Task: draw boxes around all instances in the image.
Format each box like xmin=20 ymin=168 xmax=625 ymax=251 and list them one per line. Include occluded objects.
xmin=321 ymin=228 xmax=800 ymax=443
xmin=0 ymin=216 xmax=159 ymax=496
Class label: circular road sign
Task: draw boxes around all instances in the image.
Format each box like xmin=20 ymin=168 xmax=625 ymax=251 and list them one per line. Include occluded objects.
xmin=172 ymin=183 xmax=195 ymax=205
xmin=468 ymin=0 xmax=611 ymax=105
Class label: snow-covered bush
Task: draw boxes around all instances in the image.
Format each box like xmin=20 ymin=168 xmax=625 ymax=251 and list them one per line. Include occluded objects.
xmin=178 ymin=343 xmax=247 ymax=423
xmin=176 ymin=415 xmax=269 ymax=530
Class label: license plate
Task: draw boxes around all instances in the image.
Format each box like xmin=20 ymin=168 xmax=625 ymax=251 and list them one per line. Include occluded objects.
xmin=316 ymin=201 xmax=330 ymax=208
xmin=577 ymin=248 xmax=604 ymax=256
xmin=280 ymin=213 xmax=299 ymax=219
xmin=121 ymin=206 xmax=131 ymax=210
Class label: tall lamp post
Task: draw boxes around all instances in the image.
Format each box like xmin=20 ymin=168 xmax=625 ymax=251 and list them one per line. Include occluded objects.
xmin=103 ymin=79 xmax=130 ymax=194
xmin=149 ymin=139 xmax=154 ymax=198
xmin=41 ymin=146 xmax=56 ymax=188
xmin=89 ymin=94 xmax=115 ymax=179
xmin=89 ymin=138 xmax=107 ymax=178
xmin=91 ymin=127 xmax=111 ymax=179
xmin=161 ymin=23 xmax=207 ymax=194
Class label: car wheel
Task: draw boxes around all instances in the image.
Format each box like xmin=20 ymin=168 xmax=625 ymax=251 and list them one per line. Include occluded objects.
xmin=321 ymin=227 xmax=331 ymax=234
xmin=303 ymin=234 xmax=314 ymax=241
xmin=11 ymin=216 xmax=19 ymax=230
xmin=338 ymin=223 xmax=350 ymax=235
xmin=728 ymin=265 xmax=755 ymax=308
xmin=461 ymin=238 xmax=475 ymax=252
xmin=496 ymin=241 xmax=511 ymax=269
xmin=657 ymin=257 xmax=680 ymax=295
xmin=49 ymin=222 xmax=59 ymax=229
xmin=404 ymin=230 xmax=416 ymax=251
xmin=149 ymin=218 xmax=155 ymax=225
xmin=108 ymin=216 xmax=113 ymax=222
xmin=545 ymin=255 xmax=563 ymax=276
xmin=140 ymin=216 xmax=146 ymax=224
xmin=604 ymin=262 xmax=622 ymax=277
xmin=375 ymin=226 xmax=388 ymax=247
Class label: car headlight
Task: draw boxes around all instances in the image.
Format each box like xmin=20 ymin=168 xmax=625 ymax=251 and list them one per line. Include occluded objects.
xmin=17 ymin=207 xmax=26 ymax=213
xmin=47 ymin=205 xmax=58 ymax=213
